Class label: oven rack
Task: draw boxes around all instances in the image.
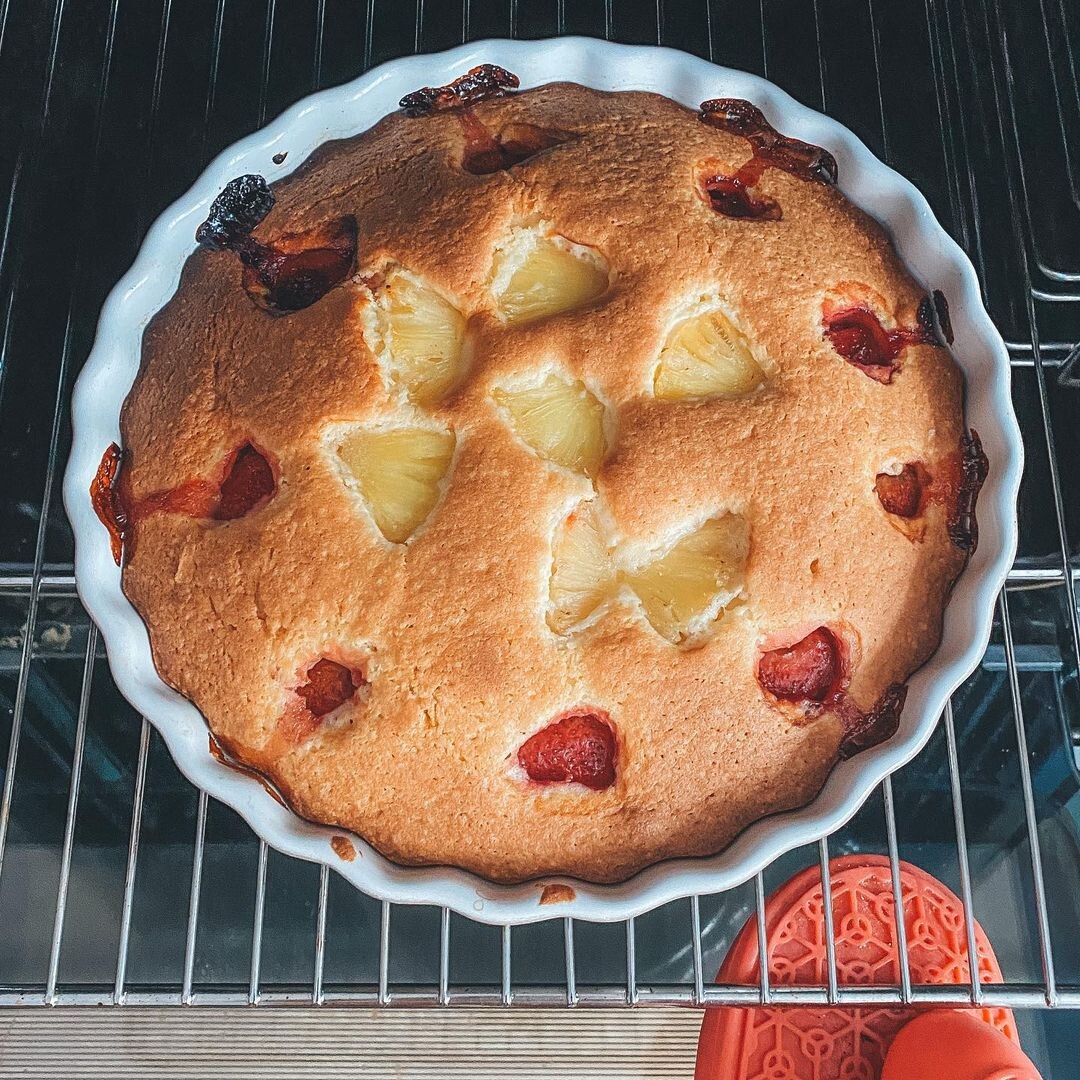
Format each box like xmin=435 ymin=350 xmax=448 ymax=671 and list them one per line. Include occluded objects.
xmin=0 ymin=0 xmax=1078 ymax=1018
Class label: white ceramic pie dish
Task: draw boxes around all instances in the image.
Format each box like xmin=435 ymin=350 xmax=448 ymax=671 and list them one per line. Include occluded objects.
xmin=63 ymin=37 xmax=1022 ymax=925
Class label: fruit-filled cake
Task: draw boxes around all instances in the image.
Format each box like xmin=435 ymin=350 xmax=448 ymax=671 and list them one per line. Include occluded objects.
xmin=93 ymin=67 xmax=987 ymax=884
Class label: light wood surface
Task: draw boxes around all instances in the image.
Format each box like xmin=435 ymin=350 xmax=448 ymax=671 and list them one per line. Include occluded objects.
xmin=0 ymin=1007 xmax=704 ymax=1079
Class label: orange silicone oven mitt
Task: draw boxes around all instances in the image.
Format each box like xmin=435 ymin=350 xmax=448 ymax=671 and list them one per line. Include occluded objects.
xmin=882 ymin=1011 xmax=1041 ymax=1080
xmin=695 ymin=855 xmax=1018 ymax=1080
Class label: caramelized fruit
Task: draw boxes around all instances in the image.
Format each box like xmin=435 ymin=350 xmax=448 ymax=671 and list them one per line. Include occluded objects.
xmin=196 ymin=174 xmax=357 ymax=314
xmin=875 ymin=462 xmax=930 ymax=520
xmin=493 ymin=373 xmax=608 ymax=476
xmin=518 ymin=709 xmax=617 ymax=790
xmin=91 ymin=441 xmax=277 ymax=565
xmin=456 ymin=111 xmax=571 ymax=175
xmin=758 ymin=627 xmax=908 ymax=755
xmin=279 ymin=657 xmax=367 ymax=745
xmin=837 ymin=683 xmax=907 ymax=759
xmin=757 ymin=627 xmax=843 ymax=704
xmin=947 ymin=429 xmax=988 ymax=553
xmin=297 ymin=658 xmax=363 ymax=717
xmin=697 ymin=98 xmax=837 ymax=220
xmin=239 ymin=216 xmax=358 ymax=314
xmin=822 ymin=304 xmax=935 ymax=384
xmin=92 ymin=443 xmax=128 ymax=566
xmin=654 ymin=306 xmax=764 ymax=401
xmin=400 ymin=64 xmax=519 ymax=116
xmin=214 ymin=442 xmax=277 ymax=520
xmin=336 ymin=425 xmax=455 ymax=544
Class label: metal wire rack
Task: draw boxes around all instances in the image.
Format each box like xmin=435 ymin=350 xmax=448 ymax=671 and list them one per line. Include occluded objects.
xmin=0 ymin=0 xmax=1078 ymax=1046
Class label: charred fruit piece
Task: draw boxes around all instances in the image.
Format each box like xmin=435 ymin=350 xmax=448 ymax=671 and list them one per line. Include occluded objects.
xmin=947 ymin=429 xmax=989 ymax=553
xmin=758 ymin=627 xmax=842 ymax=704
xmin=518 ymin=709 xmax=617 ymax=790
xmin=196 ymin=174 xmax=357 ymax=314
xmin=400 ymin=64 xmax=519 ymax=116
xmin=547 ymin=502 xmax=616 ymax=634
xmin=195 ymin=174 xmax=275 ymax=250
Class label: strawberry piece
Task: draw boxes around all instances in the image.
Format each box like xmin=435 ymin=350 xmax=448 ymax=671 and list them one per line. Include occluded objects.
xmin=458 ymin=114 xmax=570 ymax=175
xmin=875 ymin=462 xmax=929 ymax=519
xmin=214 ymin=442 xmax=275 ymax=520
xmin=296 ymin=658 xmax=363 ymax=718
xmin=700 ymin=172 xmax=780 ymax=220
xmin=757 ymin=627 xmax=841 ymax=704
xmin=518 ymin=709 xmax=617 ymax=790
xmin=196 ymin=175 xmax=357 ymax=314
xmin=823 ymin=302 xmax=938 ymax=383
xmin=239 ymin=216 xmax=358 ymax=314
xmin=91 ymin=443 xmax=128 ymax=566
xmin=838 ymin=683 xmax=907 ymax=759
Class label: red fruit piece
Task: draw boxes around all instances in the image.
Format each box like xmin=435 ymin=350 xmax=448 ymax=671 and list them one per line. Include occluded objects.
xmin=296 ymin=658 xmax=363 ymax=718
xmin=196 ymin=174 xmax=357 ymax=314
xmin=698 ymin=99 xmax=838 ymax=185
xmin=823 ymin=301 xmax=938 ymax=383
xmin=239 ymin=216 xmax=358 ymax=314
xmin=875 ymin=462 xmax=930 ymax=519
xmin=214 ymin=442 xmax=276 ymax=520
xmin=837 ymin=683 xmax=907 ymax=759
xmin=700 ymin=172 xmax=780 ymax=221
xmin=399 ymin=64 xmax=519 ymax=116
xmin=518 ymin=709 xmax=617 ymax=790
xmin=457 ymin=111 xmax=571 ymax=175
xmin=758 ymin=627 xmax=842 ymax=704
xmin=91 ymin=443 xmax=128 ymax=566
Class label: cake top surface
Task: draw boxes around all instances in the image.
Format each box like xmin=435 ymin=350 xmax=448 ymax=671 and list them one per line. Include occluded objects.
xmin=105 ymin=72 xmax=979 ymax=883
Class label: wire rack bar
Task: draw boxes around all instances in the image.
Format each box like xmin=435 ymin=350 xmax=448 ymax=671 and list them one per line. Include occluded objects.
xmin=999 ymin=589 xmax=1060 ymax=1005
xmin=943 ymin=699 xmax=984 ymax=1008
xmin=181 ymin=790 xmax=209 ymax=1006
xmin=3 ymin=984 xmax=1080 ymax=1009
xmin=881 ymin=775 xmax=913 ymax=1005
xmin=113 ymin=718 xmax=150 ymax=1005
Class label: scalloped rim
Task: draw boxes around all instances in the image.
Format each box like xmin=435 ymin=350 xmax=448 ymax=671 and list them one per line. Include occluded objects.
xmin=62 ymin=38 xmax=1022 ymax=925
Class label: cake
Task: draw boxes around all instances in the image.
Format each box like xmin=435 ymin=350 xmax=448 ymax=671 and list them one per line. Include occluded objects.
xmin=92 ymin=66 xmax=987 ymax=884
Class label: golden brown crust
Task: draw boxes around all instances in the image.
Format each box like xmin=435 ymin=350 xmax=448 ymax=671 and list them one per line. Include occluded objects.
xmin=120 ymin=84 xmax=968 ymax=883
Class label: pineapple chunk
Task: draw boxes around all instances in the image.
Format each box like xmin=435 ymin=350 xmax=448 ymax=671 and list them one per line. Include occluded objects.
xmin=493 ymin=373 xmax=608 ymax=476
xmin=547 ymin=502 xmax=616 ymax=634
xmin=624 ymin=515 xmax=748 ymax=644
xmin=492 ymin=233 xmax=608 ymax=325
xmin=337 ymin=426 xmax=455 ymax=544
xmin=377 ymin=271 xmax=467 ymax=406
xmin=654 ymin=308 xmax=764 ymax=401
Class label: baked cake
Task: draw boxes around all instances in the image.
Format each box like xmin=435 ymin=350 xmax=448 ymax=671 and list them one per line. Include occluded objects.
xmin=92 ymin=66 xmax=987 ymax=884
